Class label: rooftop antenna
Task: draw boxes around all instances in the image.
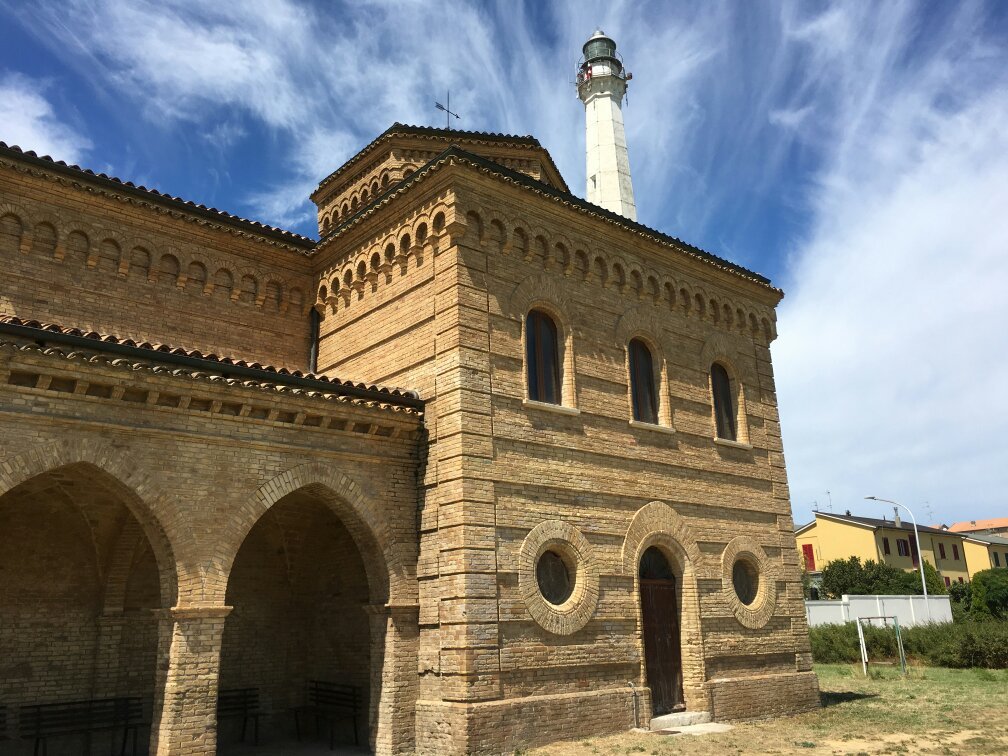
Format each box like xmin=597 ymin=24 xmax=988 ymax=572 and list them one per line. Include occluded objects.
xmin=812 ymin=500 xmax=819 ymax=512
xmin=826 ymin=490 xmax=833 ymax=512
xmin=434 ymin=91 xmax=460 ymax=129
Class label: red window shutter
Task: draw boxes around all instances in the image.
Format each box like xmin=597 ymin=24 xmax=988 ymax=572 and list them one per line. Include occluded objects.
xmin=944 ymin=576 xmax=951 ymax=587
xmin=802 ymin=544 xmax=816 ymax=571
xmin=883 ymin=538 xmax=891 ymax=555
xmin=959 ymin=577 xmax=964 ymax=584
xmin=910 ymin=538 xmax=919 ymax=567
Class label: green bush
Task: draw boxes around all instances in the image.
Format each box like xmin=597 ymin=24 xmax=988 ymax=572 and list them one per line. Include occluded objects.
xmin=809 ymin=620 xmax=1008 ymax=668
xmin=819 ymin=556 xmax=946 ymax=599
xmin=969 ymin=569 xmax=1008 ymax=620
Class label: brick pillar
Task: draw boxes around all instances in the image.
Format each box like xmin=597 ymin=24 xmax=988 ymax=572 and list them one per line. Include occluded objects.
xmin=151 ymin=606 xmax=231 ymax=756
xmin=431 ymin=228 xmax=501 ymax=705
xmin=366 ymin=604 xmax=420 ymax=755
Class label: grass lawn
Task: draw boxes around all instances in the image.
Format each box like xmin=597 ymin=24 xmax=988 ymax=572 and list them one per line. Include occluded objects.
xmin=528 ymin=665 xmax=1008 ymax=755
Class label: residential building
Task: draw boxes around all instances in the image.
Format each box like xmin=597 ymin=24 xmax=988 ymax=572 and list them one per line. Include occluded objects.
xmin=962 ymin=533 xmax=1008 ymax=577
xmin=796 ymin=512 xmax=971 ymax=587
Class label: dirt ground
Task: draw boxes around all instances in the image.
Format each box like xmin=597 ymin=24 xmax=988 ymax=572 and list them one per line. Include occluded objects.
xmin=527 ymin=665 xmax=1008 ymax=755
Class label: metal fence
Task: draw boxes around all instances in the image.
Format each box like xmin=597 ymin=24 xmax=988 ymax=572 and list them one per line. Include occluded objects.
xmin=805 ymin=594 xmax=953 ymax=627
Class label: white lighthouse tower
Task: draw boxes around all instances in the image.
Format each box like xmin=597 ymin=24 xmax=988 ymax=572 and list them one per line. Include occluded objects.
xmin=576 ymin=30 xmax=637 ymax=221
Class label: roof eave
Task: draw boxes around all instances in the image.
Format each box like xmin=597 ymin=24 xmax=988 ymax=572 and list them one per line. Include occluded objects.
xmin=317 ymin=146 xmax=778 ymax=292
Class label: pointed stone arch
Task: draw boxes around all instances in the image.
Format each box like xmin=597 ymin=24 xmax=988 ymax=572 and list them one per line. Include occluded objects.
xmin=230 ymin=462 xmax=413 ymax=607
xmin=0 ymin=438 xmax=180 ymax=605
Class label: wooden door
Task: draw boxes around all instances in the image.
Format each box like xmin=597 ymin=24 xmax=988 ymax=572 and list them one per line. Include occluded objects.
xmin=640 ymin=578 xmax=684 ymax=715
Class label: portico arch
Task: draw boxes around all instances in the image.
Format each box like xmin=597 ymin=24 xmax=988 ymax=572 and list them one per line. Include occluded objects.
xmin=0 ymin=445 xmax=179 ymax=755
xmin=215 ymin=464 xmax=418 ymax=753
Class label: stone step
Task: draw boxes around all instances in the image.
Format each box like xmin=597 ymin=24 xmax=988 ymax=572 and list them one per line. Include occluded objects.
xmin=649 ymin=710 xmax=712 ymax=730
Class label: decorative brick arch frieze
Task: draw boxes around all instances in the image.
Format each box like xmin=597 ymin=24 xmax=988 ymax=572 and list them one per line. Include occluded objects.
xmin=720 ymin=535 xmax=778 ymax=629
xmin=518 ymin=520 xmax=600 ymax=635
xmin=0 ymin=438 xmax=180 ymax=606
xmin=229 ymin=462 xmax=414 ymax=607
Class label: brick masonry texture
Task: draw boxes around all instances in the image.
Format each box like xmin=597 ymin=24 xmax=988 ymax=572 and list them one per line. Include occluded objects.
xmin=0 ymin=129 xmax=818 ymax=756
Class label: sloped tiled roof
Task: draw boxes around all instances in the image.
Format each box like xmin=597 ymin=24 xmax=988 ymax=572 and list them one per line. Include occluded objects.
xmin=948 ymin=517 xmax=1008 ymax=533
xmin=0 ymin=316 xmax=422 ymax=412
xmin=798 ymin=511 xmax=952 ymax=536
xmin=313 ymin=122 xmax=570 ymax=198
xmin=0 ymin=141 xmax=317 ymax=250
xmin=320 ymin=145 xmax=776 ymax=290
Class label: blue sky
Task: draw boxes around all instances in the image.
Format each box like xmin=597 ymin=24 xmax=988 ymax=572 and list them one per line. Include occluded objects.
xmin=2 ymin=0 xmax=1007 ymax=529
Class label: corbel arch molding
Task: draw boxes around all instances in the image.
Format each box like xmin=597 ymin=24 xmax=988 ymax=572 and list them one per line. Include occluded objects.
xmin=0 ymin=439 xmax=182 ymax=607
xmin=24 ymin=211 xmax=62 ymax=257
xmin=223 ymin=462 xmax=413 ymax=608
xmin=0 ymin=200 xmax=30 ymax=222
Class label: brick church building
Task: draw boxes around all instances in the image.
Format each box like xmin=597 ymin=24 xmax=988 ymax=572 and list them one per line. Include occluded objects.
xmin=0 ymin=73 xmax=819 ymax=754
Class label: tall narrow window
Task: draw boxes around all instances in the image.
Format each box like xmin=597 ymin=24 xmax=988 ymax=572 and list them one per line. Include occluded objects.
xmin=711 ymin=363 xmax=736 ymax=440
xmin=628 ymin=338 xmax=658 ymax=424
xmin=526 ymin=310 xmax=561 ymax=404
xmin=952 ymin=544 xmax=959 ymax=560
xmin=939 ymin=543 xmax=946 ymax=559
xmin=883 ymin=537 xmax=891 ymax=555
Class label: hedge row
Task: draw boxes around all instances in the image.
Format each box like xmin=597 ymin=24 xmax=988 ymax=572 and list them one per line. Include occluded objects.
xmin=809 ymin=621 xmax=1008 ymax=668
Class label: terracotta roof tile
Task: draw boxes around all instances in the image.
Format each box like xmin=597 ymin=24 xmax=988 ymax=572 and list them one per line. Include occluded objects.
xmin=320 ymin=145 xmax=776 ymax=290
xmin=0 ymin=141 xmax=316 ymax=250
xmin=313 ymin=122 xmax=568 ymax=199
xmin=948 ymin=518 xmax=1008 ymax=533
xmin=0 ymin=316 xmax=422 ymax=413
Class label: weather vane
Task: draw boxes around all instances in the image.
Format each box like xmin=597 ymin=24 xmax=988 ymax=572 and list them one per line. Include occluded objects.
xmin=435 ymin=91 xmax=460 ymax=129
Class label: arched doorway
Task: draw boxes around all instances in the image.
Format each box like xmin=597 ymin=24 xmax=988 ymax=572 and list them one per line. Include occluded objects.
xmin=0 ymin=463 xmax=170 ymax=754
xmin=218 ymin=486 xmax=375 ymax=750
xmin=639 ymin=546 xmax=684 ymax=716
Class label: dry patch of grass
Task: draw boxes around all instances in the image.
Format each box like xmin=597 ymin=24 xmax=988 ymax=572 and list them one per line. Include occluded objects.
xmin=527 ymin=665 xmax=1008 ymax=755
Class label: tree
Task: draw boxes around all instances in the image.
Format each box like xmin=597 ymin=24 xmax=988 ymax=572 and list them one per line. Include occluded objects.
xmin=819 ymin=556 xmax=947 ymax=599
xmin=969 ymin=568 xmax=1008 ymax=620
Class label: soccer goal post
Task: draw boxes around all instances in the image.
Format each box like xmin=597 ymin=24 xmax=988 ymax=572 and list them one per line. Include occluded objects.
xmin=856 ymin=615 xmax=907 ymax=676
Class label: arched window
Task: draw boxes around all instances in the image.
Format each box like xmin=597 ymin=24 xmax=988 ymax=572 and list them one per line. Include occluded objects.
xmin=628 ymin=338 xmax=658 ymax=424
xmin=711 ymin=362 xmax=736 ymax=440
xmin=526 ymin=309 xmax=561 ymax=404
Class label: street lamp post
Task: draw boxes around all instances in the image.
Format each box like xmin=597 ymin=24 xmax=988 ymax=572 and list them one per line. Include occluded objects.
xmin=865 ymin=496 xmax=930 ymax=621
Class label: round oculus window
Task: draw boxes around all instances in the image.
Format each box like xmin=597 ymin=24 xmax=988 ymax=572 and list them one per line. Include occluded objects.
xmin=536 ymin=549 xmax=574 ymax=606
xmin=732 ymin=558 xmax=760 ymax=606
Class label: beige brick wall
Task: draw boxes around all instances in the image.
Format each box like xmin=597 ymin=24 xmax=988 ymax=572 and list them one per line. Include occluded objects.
xmin=0 ymin=134 xmax=818 ymax=755
xmin=0 ymin=165 xmax=314 ymax=369
xmin=307 ymin=161 xmax=818 ymax=752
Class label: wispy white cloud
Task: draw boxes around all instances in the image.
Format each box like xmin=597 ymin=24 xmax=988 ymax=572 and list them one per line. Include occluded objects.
xmin=0 ymin=72 xmax=90 ymax=163
xmin=773 ymin=2 xmax=1008 ymax=526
